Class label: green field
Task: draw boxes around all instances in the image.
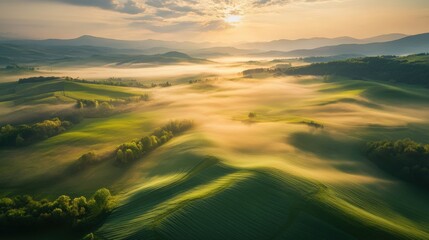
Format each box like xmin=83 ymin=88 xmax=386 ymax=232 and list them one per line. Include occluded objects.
xmin=1 ymin=65 xmax=429 ymax=239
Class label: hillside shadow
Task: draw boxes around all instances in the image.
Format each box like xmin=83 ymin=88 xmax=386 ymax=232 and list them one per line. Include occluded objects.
xmin=287 ymin=131 xmax=366 ymax=174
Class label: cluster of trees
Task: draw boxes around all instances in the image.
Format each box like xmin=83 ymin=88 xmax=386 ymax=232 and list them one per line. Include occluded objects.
xmin=76 ymin=95 xmax=149 ymax=110
xmin=18 ymin=76 xmax=58 ymax=84
xmin=116 ymin=120 xmax=193 ymax=164
xmin=284 ymin=55 xmax=429 ymax=86
xmin=302 ymin=120 xmax=324 ymax=129
xmin=366 ymin=139 xmax=429 ymax=189
xmin=242 ymin=67 xmax=286 ymax=78
xmin=0 ymin=188 xmax=113 ymax=232
xmin=65 ymin=77 xmax=153 ymax=89
xmin=0 ymin=118 xmax=72 ymax=147
xmin=73 ymin=152 xmax=100 ymax=172
xmin=155 ymin=81 xmax=172 ymax=88
xmin=242 ymin=68 xmax=270 ymax=78
xmin=188 ymin=79 xmax=202 ymax=84
xmin=65 ymin=77 xmax=173 ymax=89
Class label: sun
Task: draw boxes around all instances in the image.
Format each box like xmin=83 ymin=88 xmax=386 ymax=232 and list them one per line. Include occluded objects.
xmin=224 ymin=15 xmax=241 ymax=24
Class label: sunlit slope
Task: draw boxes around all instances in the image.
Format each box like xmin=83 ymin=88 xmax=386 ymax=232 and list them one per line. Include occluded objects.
xmin=94 ymin=76 xmax=429 ymax=239
xmin=95 ymin=135 xmax=429 ymax=240
xmin=2 ymin=73 xmax=429 ymax=239
xmin=0 ymin=78 xmax=143 ymax=105
xmin=0 ymin=78 xmax=149 ymax=126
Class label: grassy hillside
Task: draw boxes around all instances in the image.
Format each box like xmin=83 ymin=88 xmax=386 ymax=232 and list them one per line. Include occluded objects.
xmin=0 ymin=43 xmax=210 ymax=66
xmin=1 ymin=63 xmax=429 ymax=239
xmin=0 ymin=77 xmax=149 ymax=125
xmin=282 ymin=33 xmax=429 ymax=57
xmin=285 ymin=54 xmax=429 ymax=86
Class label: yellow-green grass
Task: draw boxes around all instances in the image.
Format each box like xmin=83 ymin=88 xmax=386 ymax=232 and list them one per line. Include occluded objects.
xmin=95 ymin=148 xmax=429 ymax=239
xmin=0 ymin=79 xmax=147 ymax=105
xmin=0 ymin=110 xmax=158 ymax=195
xmin=2 ymin=70 xmax=429 ymax=239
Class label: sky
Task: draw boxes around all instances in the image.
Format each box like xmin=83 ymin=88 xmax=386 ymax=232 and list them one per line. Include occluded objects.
xmin=0 ymin=0 xmax=428 ymax=42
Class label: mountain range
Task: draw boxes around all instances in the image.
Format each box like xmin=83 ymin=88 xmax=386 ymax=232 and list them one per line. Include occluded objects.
xmin=1 ymin=33 xmax=428 ymax=66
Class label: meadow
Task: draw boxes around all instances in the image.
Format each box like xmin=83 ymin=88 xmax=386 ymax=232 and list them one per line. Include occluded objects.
xmin=1 ymin=59 xmax=429 ymax=239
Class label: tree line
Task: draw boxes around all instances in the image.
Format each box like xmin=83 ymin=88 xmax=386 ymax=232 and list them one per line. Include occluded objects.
xmin=65 ymin=77 xmax=173 ymax=89
xmin=67 ymin=120 xmax=193 ymax=174
xmin=284 ymin=55 xmax=429 ymax=86
xmin=75 ymin=94 xmax=149 ymax=110
xmin=0 ymin=118 xmax=72 ymax=147
xmin=116 ymin=120 xmax=193 ymax=164
xmin=366 ymin=139 xmax=429 ymax=189
xmin=17 ymin=76 xmax=172 ymax=89
xmin=18 ymin=76 xmax=58 ymax=84
xmin=0 ymin=188 xmax=113 ymax=233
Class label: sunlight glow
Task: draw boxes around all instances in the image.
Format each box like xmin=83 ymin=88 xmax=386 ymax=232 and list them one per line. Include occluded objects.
xmin=224 ymin=15 xmax=241 ymax=24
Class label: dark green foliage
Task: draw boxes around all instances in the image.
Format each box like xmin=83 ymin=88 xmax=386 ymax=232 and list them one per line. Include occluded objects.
xmin=75 ymin=95 xmax=148 ymax=111
xmin=302 ymin=54 xmax=365 ymax=63
xmin=76 ymin=99 xmax=99 ymax=109
xmin=248 ymin=112 xmax=256 ymax=118
xmin=301 ymin=120 xmax=324 ymax=129
xmin=285 ymin=54 xmax=429 ymax=86
xmin=65 ymin=76 xmax=170 ymax=90
xmin=18 ymin=76 xmax=58 ymax=84
xmin=74 ymin=152 xmax=100 ymax=171
xmin=366 ymin=139 xmax=429 ymax=188
xmin=65 ymin=77 xmax=152 ymax=88
xmin=0 ymin=118 xmax=72 ymax=147
xmin=0 ymin=188 xmax=113 ymax=232
xmin=159 ymin=81 xmax=172 ymax=87
xmin=115 ymin=120 xmax=193 ymax=164
xmin=242 ymin=68 xmax=269 ymax=77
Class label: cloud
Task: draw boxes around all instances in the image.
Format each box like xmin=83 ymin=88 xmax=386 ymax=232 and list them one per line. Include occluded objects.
xmin=130 ymin=20 xmax=200 ymax=32
xmin=47 ymin=0 xmax=337 ymax=33
xmin=56 ymin=0 xmax=145 ymax=14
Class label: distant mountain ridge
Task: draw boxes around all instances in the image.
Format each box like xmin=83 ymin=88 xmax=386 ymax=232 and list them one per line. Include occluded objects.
xmin=0 ymin=33 xmax=409 ymax=54
xmin=1 ymin=33 xmax=428 ymax=62
xmin=237 ymin=33 xmax=407 ymax=52
xmin=279 ymin=33 xmax=429 ymax=57
xmin=0 ymin=43 xmax=209 ymax=66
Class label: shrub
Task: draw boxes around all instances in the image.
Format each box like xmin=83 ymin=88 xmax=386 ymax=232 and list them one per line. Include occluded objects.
xmin=0 ymin=188 xmax=113 ymax=232
xmin=74 ymin=152 xmax=100 ymax=171
xmin=115 ymin=120 xmax=194 ymax=165
xmin=0 ymin=118 xmax=73 ymax=147
xmin=366 ymin=139 xmax=429 ymax=189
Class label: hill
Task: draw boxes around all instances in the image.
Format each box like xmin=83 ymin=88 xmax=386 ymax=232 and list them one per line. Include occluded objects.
xmin=0 ymin=44 xmax=209 ymax=66
xmin=0 ymin=35 xmax=214 ymax=51
xmin=237 ymin=33 xmax=407 ymax=52
xmin=0 ymin=34 xmax=409 ymax=56
xmin=279 ymin=33 xmax=429 ymax=57
xmin=284 ymin=54 xmax=429 ymax=86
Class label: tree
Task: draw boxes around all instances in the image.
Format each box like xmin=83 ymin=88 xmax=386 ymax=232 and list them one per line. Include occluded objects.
xmin=116 ymin=149 xmax=125 ymax=163
xmin=92 ymin=188 xmax=111 ymax=209
xmin=141 ymin=136 xmax=152 ymax=151
xmin=15 ymin=134 xmax=25 ymax=146
xmin=99 ymin=102 xmax=114 ymax=114
xmin=125 ymin=149 xmax=134 ymax=162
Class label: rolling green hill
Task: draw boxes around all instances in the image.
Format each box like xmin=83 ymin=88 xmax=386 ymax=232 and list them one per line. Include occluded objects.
xmin=0 ymin=43 xmax=210 ymax=66
xmin=285 ymin=54 xmax=429 ymax=86
xmin=0 ymin=77 xmax=148 ymax=125
xmin=1 ymin=59 xmax=429 ymax=239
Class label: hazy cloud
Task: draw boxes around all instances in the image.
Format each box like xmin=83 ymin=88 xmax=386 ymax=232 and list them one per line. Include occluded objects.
xmin=55 ymin=0 xmax=145 ymax=14
xmin=39 ymin=0 xmax=338 ymax=33
xmin=130 ymin=20 xmax=200 ymax=32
